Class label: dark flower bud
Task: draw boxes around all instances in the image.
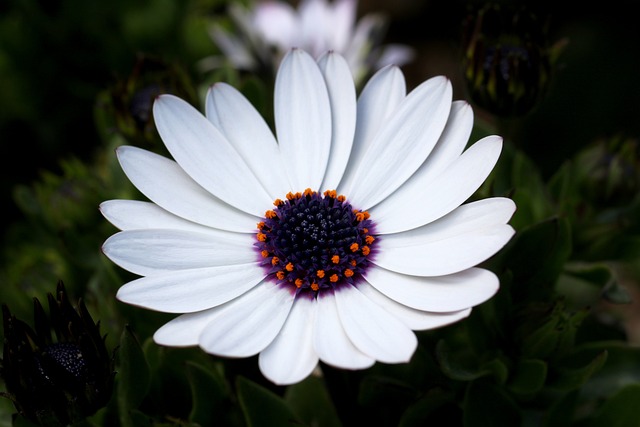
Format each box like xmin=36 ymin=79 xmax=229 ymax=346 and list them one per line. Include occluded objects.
xmin=462 ymin=3 xmax=562 ymax=117
xmin=1 ymin=281 xmax=115 ymax=426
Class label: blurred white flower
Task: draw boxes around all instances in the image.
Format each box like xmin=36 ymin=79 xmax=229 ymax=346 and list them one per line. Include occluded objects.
xmin=102 ymin=48 xmax=515 ymax=385
xmin=204 ymin=0 xmax=415 ymax=83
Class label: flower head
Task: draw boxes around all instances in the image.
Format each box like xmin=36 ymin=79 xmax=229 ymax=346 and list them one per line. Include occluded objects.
xmin=101 ymin=48 xmax=515 ymax=385
xmin=205 ymin=0 xmax=414 ymax=83
xmin=0 ymin=281 xmax=115 ymax=426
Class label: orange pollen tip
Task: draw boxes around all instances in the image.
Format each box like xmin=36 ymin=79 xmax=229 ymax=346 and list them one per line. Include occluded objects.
xmin=257 ymin=221 xmax=265 ymax=229
xmin=276 ymin=271 xmax=285 ymax=280
xmin=261 ymin=250 xmax=269 ymax=258
xmin=273 ymin=198 xmax=284 ymax=207
xmin=295 ymin=278 xmax=303 ymax=288
xmin=286 ymin=262 xmax=294 ymax=272
xmin=362 ymin=246 xmax=371 ymax=255
xmin=286 ymin=192 xmax=295 ymax=200
xmin=257 ymin=233 xmax=267 ymax=242
xmin=331 ymin=255 xmax=340 ymax=264
xmin=355 ymin=211 xmax=369 ymax=222
xmin=350 ymin=260 xmax=357 ymax=266
xmin=265 ymin=210 xmax=277 ymax=219
xmin=316 ymin=270 xmax=325 ymax=278
xmin=350 ymin=243 xmax=359 ymax=252
xmin=271 ymin=257 xmax=280 ymax=266
xmin=323 ymin=189 xmax=337 ymax=198
xmin=311 ymin=282 xmax=320 ymax=291
xmin=365 ymin=235 xmax=375 ymax=244
xmin=303 ymin=188 xmax=314 ymax=197
xmin=329 ymin=274 xmax=339 ymax=283
xmin=337 ymin=195 xmax=346 ymax=202
xmin=344 ymin=269 xmax=354 ymax=277
xmin=363 ymin=228 xmax=369 ymax=233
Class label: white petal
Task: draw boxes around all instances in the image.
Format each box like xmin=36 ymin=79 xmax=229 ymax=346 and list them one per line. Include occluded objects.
xmin=116 ymin=263 xmax=264 ymax=313
xmin=356 ymin=281 xmax=471 ymax=330
xmin=259 ymin=295 xmax=319 ymax=385
xmin=252 ymin=1 xmax=297 ymax=49
xmin=153 ymin=94 xmax=272 ymax=215
xmin=198 ymin=281 xmax=295 ymax=357
xmin=374 ymin=44 xmax=416 ymax=68
xmin=371 ymin=101 xmax=474 ymax=234
xmin=154 ymin=309 xmax=219 ymax=347
xmin=338 ymin=65 xmax=405 ymax=192
xmin=116 ymin=146 xmax=258 ymax=233
xmin=327 ymin=0 xmax=356 ymax=52
xmin=375 ymin=198 xmax=516 ymax=276
xmin=275 ymin=48 xmax=332 ymax=190
xmin=102 ymin=229 xmax=256 ymax=276
xmin=364 ymin=265 xmax=499 ymax=312
xmin=334 ymin=285 xmax=417 ymax=363
xmin=344 ymin=76 xmax=452 ymax=210
xmin=314 ymin=290 xmax=375 ymax=369
xmin=317 ymin=51 xmax=357 ymax=190
xmin=205 ymin=83 xmax=291 ymax=198
xmin=372 ymin=135 xmax=504 ymax=234
xmin=100 ymin=200 xmax=216 ymax=233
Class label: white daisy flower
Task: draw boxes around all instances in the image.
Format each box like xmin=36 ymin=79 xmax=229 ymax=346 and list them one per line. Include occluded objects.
xmin=101 ymin=48 xmax=516 ymax=386
xmin=205 ymin=0 xmax=414 ymax=83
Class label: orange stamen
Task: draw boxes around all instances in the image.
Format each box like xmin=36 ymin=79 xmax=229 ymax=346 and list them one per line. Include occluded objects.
xmin=257 ymin=233 xmax=267 ymax=242
xmin=261 ymin=250 xmax=269 ymax=258
xmin=337 ymin=195 xmax=346 ymax=202
xmin=276 ymin=271 xmax=285 ymax=280
xmin=295 ymin=278 xmax=303 ymax=288
xmin=273 ymin=198 xmax=284 ymax=207
xmin=329 ymin=274 xmax=339 ymax=283
xmin=311 ymin=282 xmax=320 ymax=291
xmin=344 ymin=269 xmax=354 ymax=277
xmin=365 ymin=235 xmax=375 ymax=244
xmin=271 ymin=257 xmax=280 ymax=266
xmin=257 ymin=221 xmax=265 ymax=230
xmin=350 ymin=243 xmax=359 ymax=252
xmin=286 ymin=262 xmax=294 ymax=272
xmin=265 ymin=210 xmax=277 ymax=219
xmin=362 ymin=246 xmax=370 ymax=256
xmin=331 ymin=255 xmax=340 ymax=264
xmin=317 ymin=270 xmax=325 ymax=278
xmin=350 ymin=260 xmax=357 ymax=266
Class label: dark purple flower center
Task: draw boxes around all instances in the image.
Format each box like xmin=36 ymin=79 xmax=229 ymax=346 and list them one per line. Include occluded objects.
xmin=255 ymin=189 xmax=377 ymax=296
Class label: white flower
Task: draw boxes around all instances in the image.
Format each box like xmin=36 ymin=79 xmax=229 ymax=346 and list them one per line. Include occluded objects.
xmin=101 ymin=48 xmax=516 ymax=386
xmin=205 ymin=0 xmax=414 ymax=83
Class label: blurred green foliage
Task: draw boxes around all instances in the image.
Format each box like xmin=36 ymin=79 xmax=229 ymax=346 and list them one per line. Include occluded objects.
xmin=1 ymin=0 xmax=640 ymax=426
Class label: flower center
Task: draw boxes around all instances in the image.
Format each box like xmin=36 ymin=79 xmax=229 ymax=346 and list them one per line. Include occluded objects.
xmin=256 ymin=189 xmax=376 ymax=295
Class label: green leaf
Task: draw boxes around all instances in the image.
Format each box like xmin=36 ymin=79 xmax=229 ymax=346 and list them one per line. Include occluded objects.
xmin=186 ymin=361 xmax=229 ymax=427
xmin=116 ymin=325 xmax=151 ymax=427
xmin=547 ymin=350 xmax=608 ymax=391
xmin=436 ymin=340 xmax=508 ymax=383
xmin=508 ymin=359 xmax=547 ymax=397
xmin=284 ymin=376 xmax=342 ymax=427
xmin=463 ymin=381 xmax=521 ymax=427
xmin=236 ymin=376 xmax=300 ymax=427
xmin=501 ymin=217 xmax=572 ymax=301
xmin=542 ymin=390 xmax=578 ymax=427
xmin=398 ymin=389 xmax=456 ymax=427
xmin=587 ymin=384 xmax=640 ymax=427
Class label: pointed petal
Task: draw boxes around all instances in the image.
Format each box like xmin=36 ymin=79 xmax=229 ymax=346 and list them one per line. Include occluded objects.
xmin=116 ymin=146 xmax=258 ymax=233
xmin=371 ymin=101 xmax=473 ymax=233
xmin=373 ymin=135 xmax=504 ymax=234
xmin=153 ymin=94 xmax=272 ymax=215
xmin=338 ymin=65 xmax=405 ymax=192
xmin=328 ymin=0 xmax=357 ymax=51
xmin=154 ymin=309 xmax=219 ymax=347
xmin=314 ymin=291 xmax=375 ymax=369
xmin=198 ymin=281 xmax=295 ymax=357
xmin=356 ymin=281 xmax=472 ymax=330
xmin=317 ymin=51 xmax=357 ymax=189
xmin=100 ymin=200 xmax=216 ymax=233
xmin=334 ymin=285 xmax=417 ymax=363
xmin=205 ymin=83 xmax=291 ymax=198
xmin=275 ymin=48 xmax=332 ymax=189
xmin=102 ymin=229 xmax=256 ymax=276
xmin=116 ymin=263 xmax=264 ymax=313
xmin=364 ymin=265 xmax=499 ymax=312
xmin=259 ymin=295 xmax=319 ymax=385
xmin=344 ymin=76 xmax=452 ymax=209
xmin=252 ymin=1 xmax=297 ymax=48
xmin=375 ymin=198 xmax=516 ymax=276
